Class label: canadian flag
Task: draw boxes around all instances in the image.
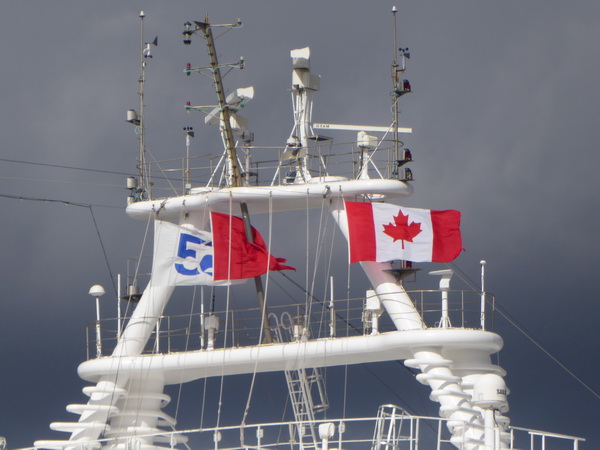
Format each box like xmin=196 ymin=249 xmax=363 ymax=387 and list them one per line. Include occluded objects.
xmin=345 ymin=201 xmax=462 ymax=263
xmin=152 ymin=212 xmax=294 ymax=286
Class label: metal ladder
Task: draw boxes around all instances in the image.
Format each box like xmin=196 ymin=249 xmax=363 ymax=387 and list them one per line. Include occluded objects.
xmin=371 ymin=404 xmax=411 ymax=450
xmin=270 ymin=312 xmax=329 ymax=449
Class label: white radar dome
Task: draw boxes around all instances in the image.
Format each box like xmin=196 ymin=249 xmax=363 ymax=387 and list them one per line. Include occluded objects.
xmin=472 ymin=374 xmax=509 ymax=413
xmin=88 ymin=285 xmax=106 ymax=298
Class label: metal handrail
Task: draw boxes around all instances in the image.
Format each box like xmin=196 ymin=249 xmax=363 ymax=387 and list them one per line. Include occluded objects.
xmin=136 ymin=140 xmax=403 ymax=200
xmin=86 ymin=289 xmax=495 ymax=359
xmin=61 ymin=411 xmax=583 ymax=450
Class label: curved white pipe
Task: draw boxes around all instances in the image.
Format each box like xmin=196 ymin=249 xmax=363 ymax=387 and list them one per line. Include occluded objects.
xmin=127 ymin=179 xmax=413 ymax=221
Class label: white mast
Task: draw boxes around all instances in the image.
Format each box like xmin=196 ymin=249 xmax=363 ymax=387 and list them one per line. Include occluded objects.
xmin=126 ymin=11 xmax=157 ymax=201
xmin=391 ymin=6 xmax=411 ymax=165
xmin=138 ymin=12 xmax=147 ymax=195
xmin=284 ymin=47 xmax=320 ymax=183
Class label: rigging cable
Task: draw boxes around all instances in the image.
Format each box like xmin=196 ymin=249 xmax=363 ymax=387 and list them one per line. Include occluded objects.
xmin=0 ymin=193 xmax=154 ymax=442
xmin=215 ymin=193 xmax=237 ymax=432
xmin=0 ymin=157 xmax=134 ymax=176
xmin=310 ymin=193 xmax=335 ymax=338
xmin=277 ymin=272 xmax=362 ymax=335
xmin=173 ymin=284 xmax=199 ymax=424
xmin=144 ymin=148 xmax=180 ymax=197
xmin=305 ymin=188 xmax=311 ymax=321
xmin=342 ymin=193 xmax=351 ymax=422
xmin=240 ymin=192 xmax=275 ymax=430
xmin=446 ymin=261 xmax=600 ymax=401
xmin=0 ymin=175 xmax=124 ymax=189
xmin=174 ymin=206 xmax=212 ymax=428
xmin=0 ymin=193 xmax=117 ymax=296
xmin=0 ymin=156 xmax=192 ymax=186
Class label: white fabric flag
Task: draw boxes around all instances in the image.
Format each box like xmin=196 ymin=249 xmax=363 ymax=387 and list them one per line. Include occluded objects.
xmin=152 ymin=220 xmax=240 ymax=286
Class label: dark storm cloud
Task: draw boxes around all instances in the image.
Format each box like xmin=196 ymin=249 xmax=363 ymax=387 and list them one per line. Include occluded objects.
xmin=1 ymin=1 xmax=598 ymax=448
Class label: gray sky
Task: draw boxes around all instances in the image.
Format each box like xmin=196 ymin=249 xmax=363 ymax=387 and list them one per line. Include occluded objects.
xmin=1 ymin=1 xmax=599 ymax=448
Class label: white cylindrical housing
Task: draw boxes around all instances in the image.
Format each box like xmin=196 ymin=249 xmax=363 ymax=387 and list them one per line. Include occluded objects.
xmin=127 ymin=177 xmax=138 ymax=189
xmin=206 ymin=315 xmax=220 ymax=351
xmin=472 ymin=373 xmax=509 ymax=412
xmin=127 ymin=109 xmax=138 ymax=123
xmin=319 ymin=422 xmax=335 ymax=450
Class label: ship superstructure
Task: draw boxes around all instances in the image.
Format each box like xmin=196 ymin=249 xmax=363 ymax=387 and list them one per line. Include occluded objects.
xmin=31 ymin=11 xmax=585 ymax=450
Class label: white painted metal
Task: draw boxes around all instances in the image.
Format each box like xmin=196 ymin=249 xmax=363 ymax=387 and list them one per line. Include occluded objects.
xmin=126 ymin=178 xmax=413 ymax=221
xmin=77 ymin=328 xmax=502 ymax=384
xmin=88 ymin=285 xmax=105 ymax=358
xmin=313 ymin=123 xmax=412 ymax=134
xmin=429 ymin=269 xmax=454 ymax=328
xmin=284 ymin=47 xmax=320 ymax=183
xmin=58 ymin=284 xmax=176 ymax=446
xmin=331 ymin=204 xmax=512 ymax=448
xmin=204 ymin=87 xmax=254 ymax=126
xmin=483 ymin=409 xmax=497 ymax=450
xmin=481 ymin=260 xmax=487 ymax=329
xmin=365 ymin=290 xmax=384 ymax=335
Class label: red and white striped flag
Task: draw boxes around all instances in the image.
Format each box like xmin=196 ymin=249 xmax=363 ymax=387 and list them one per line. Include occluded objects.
xmin=345 ymin=201 xmax=462 ymax=263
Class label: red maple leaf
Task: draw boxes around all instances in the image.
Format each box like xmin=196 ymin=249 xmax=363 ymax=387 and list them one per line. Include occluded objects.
xmin=382 ymin=210 xmax=422 ymax=248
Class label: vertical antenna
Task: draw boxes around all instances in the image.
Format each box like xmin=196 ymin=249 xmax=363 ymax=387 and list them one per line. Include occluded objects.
xmin=480 ymin=260 xmax=487 ymax=329
xmin=117 ymin=273 xmax=122 ymax=339
xmin=126 ymin=12 xmax=156 ymax=202
xmin=126 ymin=11 xmax=157 ymax=200
xmin=391 ymin=6 xmax=399 ymax=163
xmin=138 ymin=11 xmax=147 ymax=196
xmin=183 ymin=127 xmax=194 ymax=194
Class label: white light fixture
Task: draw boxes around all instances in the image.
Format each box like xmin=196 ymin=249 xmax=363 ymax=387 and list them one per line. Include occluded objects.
xmin=89 ymin=285 xmax=105 ymax=358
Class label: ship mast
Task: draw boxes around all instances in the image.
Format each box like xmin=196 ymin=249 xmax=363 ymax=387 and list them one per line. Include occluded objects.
xmin=126 ymin=11 xmax=157 ymax=201
xmin=183 ymin=17 xmax=272 ymax=344
xmin=138 ymin=12 xmax=147 ymax=194
xmin=392 ymin=7 xmax=399 ymax=162
xmin=391 ymin=6 xmax=411 ymax=165
xmin=193 ymin=17 xmax=242 ymax=188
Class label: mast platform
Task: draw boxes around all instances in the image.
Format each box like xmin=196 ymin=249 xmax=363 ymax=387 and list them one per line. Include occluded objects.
xmin=126 ymin=178 xmax=413 ymax=220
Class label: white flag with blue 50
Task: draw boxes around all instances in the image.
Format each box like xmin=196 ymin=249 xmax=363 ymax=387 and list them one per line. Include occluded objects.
xmin=152 ymin=220 xmax=241 ymax=286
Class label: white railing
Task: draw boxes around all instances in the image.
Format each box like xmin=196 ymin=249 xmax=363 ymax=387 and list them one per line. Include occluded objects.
xmin=134 ymin=139 xmax=404 ymax=200
xmin=32 ymin=410 xmax=584 ymax=450
xmin=510 ymin=427 xmax=586 ymax=450
xmin=85 ymin=289 xmax=494 ymax=359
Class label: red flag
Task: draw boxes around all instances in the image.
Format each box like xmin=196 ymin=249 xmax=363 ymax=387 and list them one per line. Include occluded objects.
xmin=211 ymin=211 xmax=295 ymax=280
xmin=345 ymin=201 xmax=462 ymax=263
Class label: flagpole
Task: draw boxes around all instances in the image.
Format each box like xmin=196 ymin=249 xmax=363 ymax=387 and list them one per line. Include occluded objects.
xmin=240 ymin=202 xmax=273 ymax=344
